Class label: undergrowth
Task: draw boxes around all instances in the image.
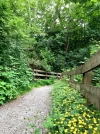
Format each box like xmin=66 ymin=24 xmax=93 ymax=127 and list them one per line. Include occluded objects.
xmin=33 ymin=78 xmax=54 ymax=87
xmin=0 ymin=78 xmax=54 ymax=105
xmin=44 ymin=80 xmax=100 ymax=134
xmin=22 ymin=78 xmax=54 ymax=96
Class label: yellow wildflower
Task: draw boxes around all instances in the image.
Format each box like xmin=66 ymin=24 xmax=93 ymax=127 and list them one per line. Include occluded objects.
xmin=61 ymin=121 xmax=63 ymax=124
xmin=71 ymin=126 xmax=74 ymax=130
xmin=94 ymin=127 xmax=97 ymax=131
xmin=88 ymin=125 xmax=92 ymax=129
xmin=73 ymin=132 xmax=76 ymax=134
xmin=84 ymin=130 xmax=88 ymax=134
xmin=64 ymin=129 xmax=68 ymax=133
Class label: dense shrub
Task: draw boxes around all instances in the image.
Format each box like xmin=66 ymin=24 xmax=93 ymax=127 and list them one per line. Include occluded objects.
xmin=0 ymin=0 xmax=33 ymax=104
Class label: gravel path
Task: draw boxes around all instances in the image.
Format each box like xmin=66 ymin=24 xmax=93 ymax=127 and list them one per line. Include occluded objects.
xmin=0 ymin=86 xmax=52 ymax=134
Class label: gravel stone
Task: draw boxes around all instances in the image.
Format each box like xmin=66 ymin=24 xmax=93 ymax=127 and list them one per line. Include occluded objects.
xmin=0 ymin=86 xmax=52 ymax=134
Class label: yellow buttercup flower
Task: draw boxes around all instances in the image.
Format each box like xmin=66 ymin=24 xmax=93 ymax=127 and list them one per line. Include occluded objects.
xmin=60 ymin=121 xmax=63 ymax=124
xmin=71 ymin=126 xmax=74 ymax=130
xmin=57 ymin=122 xmax=60 ymax=124
xmin=94 ymin=127 xmax=97 ymax=131
xmin=67 ymin=123 xmax=71 ymax=127
xmin=93 ymin=118 xmax=97 ymax=124
xmin=84 ymin=130 xmax=88 ymax=134
xmin=65 ymin=112 xmax=68 ymax=114
xmin=94 ymin=120 xmax=97 ymax=123
xmin=88 ymin=125 xmax=92 ymax=129
xmin=96 ymin=124 xmax=99 ymax=126
xmin=64 ymin=129 xmax=68 ymax=133
xmin=73 ymin=123 xmax=76 ymax=127
xmin=73 ymin=132 xmax=77 ymax=134
xmin=61 ymin=118 xmax=65 ymax=121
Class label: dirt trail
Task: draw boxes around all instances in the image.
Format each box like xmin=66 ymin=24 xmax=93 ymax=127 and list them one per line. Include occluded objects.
xmin=0 ymin=86 xmax=52 ymax=134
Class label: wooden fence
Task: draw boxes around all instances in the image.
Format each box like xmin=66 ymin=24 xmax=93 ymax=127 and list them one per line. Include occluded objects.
xmin=34 ymin=69 xmax=62 ymax=80
xmin=62 ymin=50 xmax=100 ymax=109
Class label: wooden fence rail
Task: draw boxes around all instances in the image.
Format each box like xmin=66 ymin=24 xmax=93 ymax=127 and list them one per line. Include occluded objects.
xmin=34 ymin=69 xmax=62 ymax=80
xmin=62 ymin=50 xmax=100 ymax=109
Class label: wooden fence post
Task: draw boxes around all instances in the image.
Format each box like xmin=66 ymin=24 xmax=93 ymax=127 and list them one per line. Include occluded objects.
xmin=62 ymin=49 xmax=100 ymax=109
xmin=82 ymin=71 xmax=92 ymax=85
xmin=70 ymin=75 xmax=74 ymax=82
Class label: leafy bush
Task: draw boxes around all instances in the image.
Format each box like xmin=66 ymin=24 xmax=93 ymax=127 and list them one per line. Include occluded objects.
xmin=40 ymin=47 xmax=55 ymax=71
xmin=74 ymin=74 xmax=83 ymax=83
xmin=44 ymin=80 xmax=100 ymax=134
xmin=66 ymin=47 xmax=90 ymax=69
xmin=0 ymin=63 xmax=33 ymax=105
xmin=90 ymin=40 xmax=100 ymax=56
xmin=0 ymin=1 xmax=33 ymax=105
xmin=33 ymin=77 xmax=55 ymax=87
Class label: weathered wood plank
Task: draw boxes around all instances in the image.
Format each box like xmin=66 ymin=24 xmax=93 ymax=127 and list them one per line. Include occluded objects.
xmin=82 ymin=71 xmax=92 ymax=85
xmin=34 ymin=73 xmax=51 ymax=77
xmin=70 ymin=81 xmax=100 ymax=109
xmin=63 ymin=50 xmax=100 ymax=109
xmin=34 ymin=73 xmax=61 ymax=78
xmin=50 ymin=72 xmax=61 ymax=75
xmin=34 ymin=69 xmax=61 ymax=75
xmin=64 ymin=49 xmax=100 ymax=75
xmin=34 ymin=69 xmax=46 ymax=73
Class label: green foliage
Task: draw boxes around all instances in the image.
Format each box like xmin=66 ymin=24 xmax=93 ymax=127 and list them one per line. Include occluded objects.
xmin=0 ymin=56 xmax=33 ymax=105
xmin=89 ymin=40 xmax=100 ymax=87
xmin=92 ymin=67 xmax=100 ymax=87
xmin=40 ymin=47 xmax=55 ymax=71
xmin=66 ymin=47 xmax=90 ymax=68
xmin=90 ymin=40 xmax=100 ymax=55
xmin=17 ymin=0 xmax=100 ymax=74
xmin=33 ymin=78 xmax=55 ymax=87
xmin=27 ymin=0 xmax=100 ymax=72
xmin=0 ymin=0 xmax=33 ymax=104
xmin=74 ymin=74 xmax=82 ymax=83
xmin=44 ymin=80 xmax=100 ymax=133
